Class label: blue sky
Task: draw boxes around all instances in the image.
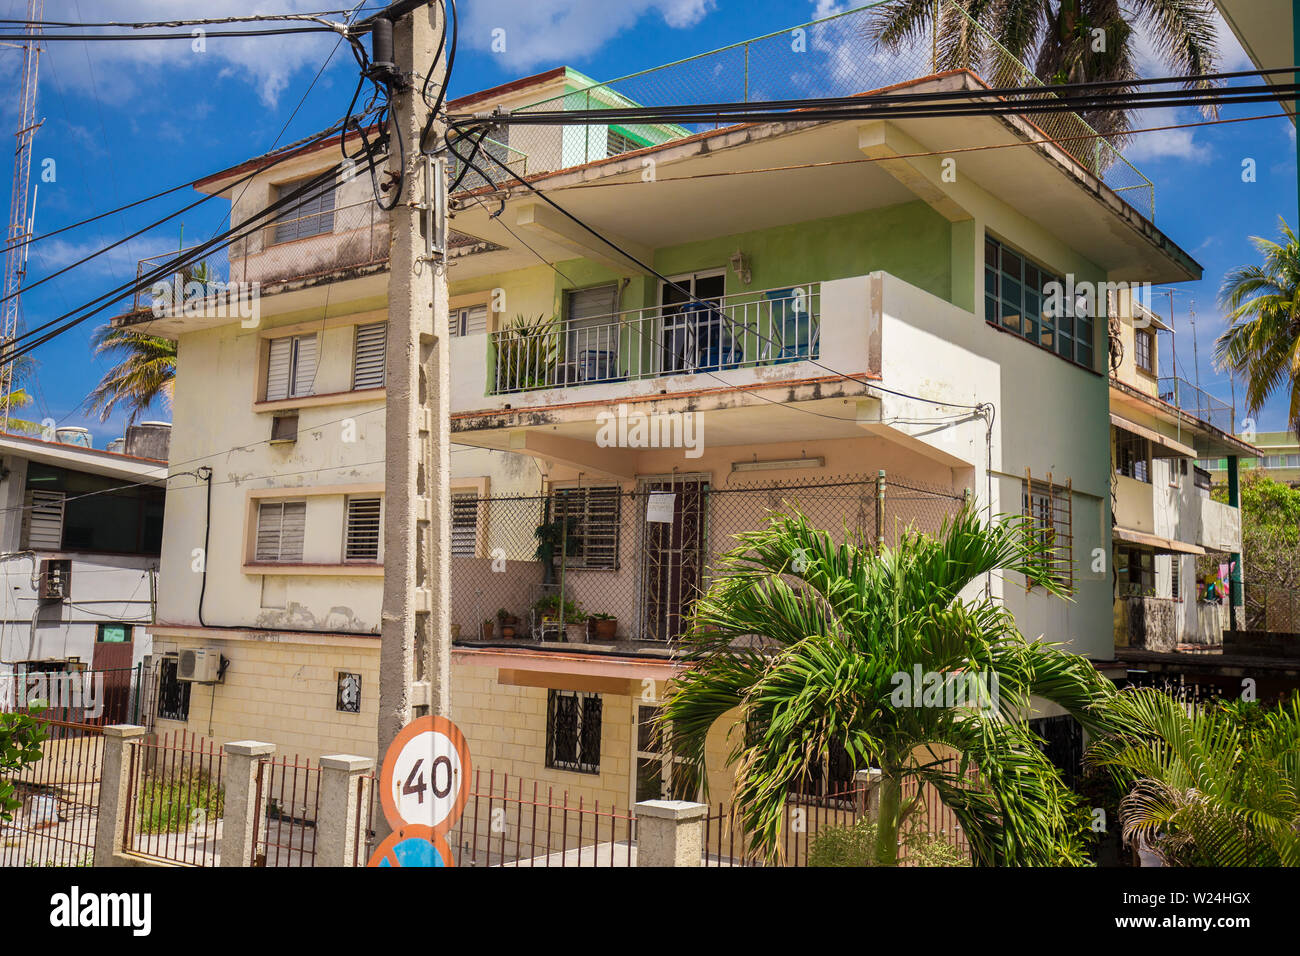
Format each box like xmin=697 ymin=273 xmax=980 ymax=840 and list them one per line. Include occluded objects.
xmin=1 ymin=0 xmax=1297 ymax=445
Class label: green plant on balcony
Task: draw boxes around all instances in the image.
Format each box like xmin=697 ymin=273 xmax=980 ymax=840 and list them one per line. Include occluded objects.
xmin=532 ymin=593 xmax=585 ymax=623
xmin=496 ymin=313 xmax=560 ymax=392
xmin=534 ymin=514 xmax=580 ymax=586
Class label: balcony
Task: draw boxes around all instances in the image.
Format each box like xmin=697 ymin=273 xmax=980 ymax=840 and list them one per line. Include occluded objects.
xmin=490 ymin=285 xmax=821 ymax=395
xmin=1158 ymin=376 xmax=1235 ymax=435
xmin=451 ymin=276 xmax=882 ymax=418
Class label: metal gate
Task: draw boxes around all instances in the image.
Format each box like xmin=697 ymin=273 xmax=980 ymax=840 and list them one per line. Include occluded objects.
xmin=0 ymin=718 xmax=103 ymax=867
xmin=638 ymin=476 xmax=709 ymax=642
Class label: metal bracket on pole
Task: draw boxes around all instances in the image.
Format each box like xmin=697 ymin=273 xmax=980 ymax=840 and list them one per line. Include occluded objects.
xmin=418 ymin=154 xmax=447 ymax=261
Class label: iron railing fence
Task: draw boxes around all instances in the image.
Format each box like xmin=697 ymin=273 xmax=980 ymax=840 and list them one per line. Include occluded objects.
xmin=0 ymin=717 xmax=102 ymax=868
xmin=489 ymin=284 xmax=821 ymax=395
xmin=0 ymin=663 xmax=156 ymax=730
xmin=446 ymin=769 xmax=637 ymax=867
xmin=450 ymin=474 xmax=967 ymax=646
xmin=1157 ymin=376 xmax=1236 ymax=435
xmin=251 ymin=754 xmax=321 ymax=867
xmin=122 ymin=728 xmax=224 ymax=867
xmin=509 ymin=1 xmax=1153 ymax=219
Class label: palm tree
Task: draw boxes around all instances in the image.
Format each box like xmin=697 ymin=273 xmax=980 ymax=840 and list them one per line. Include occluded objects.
xmin=1 ymin=353 xmax=44 ymax=435
xmin=82 ymin=324 xmax=177 ymax=424
xmin=1088 ymin=688 xmax=1300 ymax=866
xmin=1216 ymin=218 xmax=1300 ymax=435
xmin=870 ymin=0 xmax=1220 ymax=143
xmin=661 ymin=505 xmax=1118 ymax=866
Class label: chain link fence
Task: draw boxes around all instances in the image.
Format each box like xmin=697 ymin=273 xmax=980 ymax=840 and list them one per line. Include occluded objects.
xmin=450 ymin=473 xmax=966 ymax=644
xmin=508 ymin=0 xmax=1153 ymax=219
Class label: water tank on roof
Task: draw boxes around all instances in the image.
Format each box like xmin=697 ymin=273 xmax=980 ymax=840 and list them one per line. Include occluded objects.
xmin=106 ymin=438 xmax=126 ymax=455
xmin=125 ymin=421 xmax=171 ymax=461
xmin=54 ymin=427 xmax=92 ymax=448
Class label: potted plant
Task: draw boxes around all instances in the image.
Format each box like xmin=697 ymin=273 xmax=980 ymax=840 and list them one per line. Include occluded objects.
xmin=588 ymin=612 xmax=617 ymax=641
xmin=532 ymin=594 xmax=585 ymax=642
xmin=496 ymin=608 xmax=518 ymax=639
xmin=480 ymin=618 xmax=494 ymax=642
xmin=535 ymin=514 xmax=580 ymax=587
xmin=496 ymin=313 xmax=560 ymax=392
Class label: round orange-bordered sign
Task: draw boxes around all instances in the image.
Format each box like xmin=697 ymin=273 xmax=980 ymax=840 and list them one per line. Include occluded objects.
xmin=378 ymin=715 xmax=472 ymax=833
xmin=367 ymin=824 xmax=455 ymax=868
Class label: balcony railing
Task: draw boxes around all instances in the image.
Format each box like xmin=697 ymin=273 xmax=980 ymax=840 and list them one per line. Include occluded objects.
xmin=1157 ymin=376 xmax=1235 ymax=434
xmin=488 ymin=285 xmax=821 ymax=395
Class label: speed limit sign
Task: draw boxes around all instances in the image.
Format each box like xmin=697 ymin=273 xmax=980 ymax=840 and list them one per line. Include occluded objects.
xmin=379 ymin=716 xmax=472 ymax=833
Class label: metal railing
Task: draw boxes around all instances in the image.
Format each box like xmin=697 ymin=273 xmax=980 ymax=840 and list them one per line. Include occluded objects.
xmin=1158 ymin=376 xmax=1235 ymax=434
xmin=511 ymin=1 xmax=1154 ymax=219
xmin=489 ymin=284 xmax=820 ymax=395
xmin=0 ymin=718 xmax=102 ymax=868
xmin=122 ymin=728 xmax=224 ymax=866
xmin=251 ymin=754 xmax=320 ymax=867
xmin=445 ymin=769 xmax=637 ymax=867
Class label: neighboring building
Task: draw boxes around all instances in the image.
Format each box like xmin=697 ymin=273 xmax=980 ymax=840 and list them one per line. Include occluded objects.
xmin=121 ymin=19 xmax=1201 ymax=809
xmin=1203 ymin=432 xmax=1300 ymax=487
xmin=1107 ymin=293 xmax=1261 ymax=653
xmin=0 ymin=426 xmax=169 ymax=722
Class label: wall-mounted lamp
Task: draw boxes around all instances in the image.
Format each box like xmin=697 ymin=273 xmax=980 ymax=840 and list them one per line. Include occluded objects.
xmin=731 ymin=456 xmax=824 ymax=474
xmin=729 ymin=249 xmax=751 ymax=286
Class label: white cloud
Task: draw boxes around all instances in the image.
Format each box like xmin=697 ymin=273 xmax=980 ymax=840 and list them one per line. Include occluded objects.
xmin=1122 ymin=106 xmax=1213 ymax=163
xmin=459 ymin=0 xmax=716 ymax=70
xmin=28 ymin=1 xmax=346 ymax=107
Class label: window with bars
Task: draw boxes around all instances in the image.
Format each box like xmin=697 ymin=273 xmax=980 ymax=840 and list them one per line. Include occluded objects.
xmin=546 ymin=690 xmax=601 ymax=774
xmin=272 ymin=177 xmax=336 ymax=244
xmin=984 ymin=236 xmax=1094 ymax=370
xmin=635 ymin=703 xmax=698 ymax=802
xmin=1023 ymin=475 xmax=1073 ymax=589
xmin=550 ymin=486 xmax=621 ymax=570
xmin=449 ymin=304 xmax=488 ymax=337
xmin=345 ymin=497 xmax=382 ymax=562
xmin=352 ymin=322 xmax=387 ymax=390
xmin=156 ymin=657 xmax=191 ymax=722
xmin=450 ymin=493 xmax=479 ymax=557
xmin=255 ymin=500 xmax=307 ymax=563
xmin=1119 ymin=547 xmax=1154 ymax=596
xmin=1115 ymin=429 xmax=1150 ymax=483
xmin=1171 ymin=557 xmax=1182 ymax=601
xmin=1135 ymin=328 xmax=1154 ymax=374
xmin=745 ymin=717 xmax=858 ymax=808
xmin=265 ymin=334 xmax=318 ymax=402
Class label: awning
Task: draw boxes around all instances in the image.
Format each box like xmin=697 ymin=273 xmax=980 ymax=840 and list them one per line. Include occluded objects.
xmin=1113 ymin=526 xmax=1205 ymax=556
xmin=1110 ymin=413 xmax=1197 ymax=459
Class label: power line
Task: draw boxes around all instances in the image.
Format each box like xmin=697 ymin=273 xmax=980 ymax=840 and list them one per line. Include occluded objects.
xmin=0 ymin=11 xmax=357 ymax=28
xmin=0 ymin=26 xmax=342 ymax=41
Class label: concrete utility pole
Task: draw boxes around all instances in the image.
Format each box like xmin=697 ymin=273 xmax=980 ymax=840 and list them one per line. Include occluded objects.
xmin=368 ymin=0 xmax=451 ymax=841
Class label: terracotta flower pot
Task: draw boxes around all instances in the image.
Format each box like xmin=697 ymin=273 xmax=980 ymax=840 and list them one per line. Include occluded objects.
xmin=480 ymin=622 xmax=494 ymax=641
xmin=501 ymin=625 xmax=516 ymax=640
xmin=594 ymin=618 xmax=617 ymax=641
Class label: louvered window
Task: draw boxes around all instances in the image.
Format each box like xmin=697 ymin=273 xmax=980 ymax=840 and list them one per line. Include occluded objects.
xmin=352 ymin=322 xmax=387 ymax=390
xmin=451 ymin=493 xmax=478 ymax=557
xmin=345 ymin=497 xmax=382 ymax=562
xmin=255 ymin=500 xmax=307 ymax=563
xmin=551 ymin=486 xmax=620 ymax=570
xmin=273 ymin=178 xmax=336 ymax=244
xmin=265 ymin=334 xmax=318 ymax=401
xmin=22 ymin=490 xmax=65 ymax=550
xmin=449 ymin=304 xmax=488 ymax=337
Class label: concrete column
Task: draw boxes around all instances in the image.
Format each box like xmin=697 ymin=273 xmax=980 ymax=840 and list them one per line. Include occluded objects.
xmin=855 ymin=768 xmax=883 ymax=820
xmin=1228 ymin=455 xmax=1242 ymax=634
xmin=635 ymin=800 xmax=708 ymax=867
xmin=316 ymin=754 xmax=374 ymax=867
xmin=220 ymin=740 xmax=274 ymax=868
xmin=94 ymin=724 xmax=147 ymax=866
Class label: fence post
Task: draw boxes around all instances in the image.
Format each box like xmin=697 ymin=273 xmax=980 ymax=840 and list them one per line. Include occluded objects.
xmin=635 ymin=800 xmax=708 ymax=867
xmin=221 ymin=740 xmax=275 ymax=868
xmin=94 ymin=724 xmax=147 ymax=866
xmin=317 ymin=754 xmax=374 ymax=867
xmin=854 ymin=768 xmax=883 ymax=821
xmin=875 ymin=469 xmax=886 ymax=554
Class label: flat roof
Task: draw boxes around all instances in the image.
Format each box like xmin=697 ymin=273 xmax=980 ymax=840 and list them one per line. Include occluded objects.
xmin=0 ymin=431 xmax=168 ymax=484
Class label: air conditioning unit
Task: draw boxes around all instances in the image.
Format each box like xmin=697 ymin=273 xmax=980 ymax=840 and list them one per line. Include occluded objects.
xmin=177 ymin=647 xmax=222 ymax=683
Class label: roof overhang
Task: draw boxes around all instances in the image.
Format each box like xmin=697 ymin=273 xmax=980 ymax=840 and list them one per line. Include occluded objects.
xmin=1215 ymin=0 xmax=1296 ymax=123
xmin=0 ymin=432 xmax=167 ymax=483
xmin=1113 ymin=526 xmax=1206 ymax=556
xmin=1109 ymin=379 xmax=1262 ymax=459
xmin=1110 ymin=412 xmax=1197 ymax=459
xmin=449 ymin=73 xmax=1199 ymax=285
